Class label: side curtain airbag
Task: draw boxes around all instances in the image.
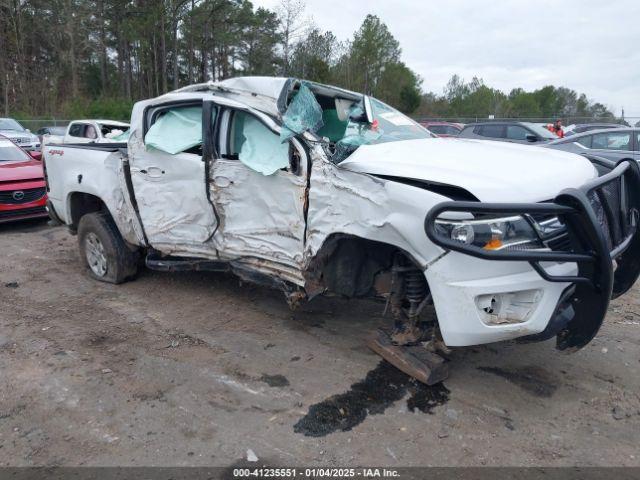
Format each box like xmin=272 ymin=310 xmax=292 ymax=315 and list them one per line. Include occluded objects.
xmin=145 ymin=106 xmax=202 ymax=154
xmin=239 ymin=114 xmax=290 ymax=175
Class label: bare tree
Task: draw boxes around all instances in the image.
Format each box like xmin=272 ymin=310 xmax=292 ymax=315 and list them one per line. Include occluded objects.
xmin=276 ymin=0 xmax=306 ymax=76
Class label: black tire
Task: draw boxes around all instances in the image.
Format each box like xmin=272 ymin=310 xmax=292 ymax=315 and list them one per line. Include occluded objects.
xmin=77 ymin=212 xmax=140 ymax=284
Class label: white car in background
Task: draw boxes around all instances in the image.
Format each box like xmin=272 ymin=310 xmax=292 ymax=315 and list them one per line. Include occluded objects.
xmin=59 ymin=119 xmax=130 ymax=144
xmin=0 ymin=118 xmax=41 ymax=151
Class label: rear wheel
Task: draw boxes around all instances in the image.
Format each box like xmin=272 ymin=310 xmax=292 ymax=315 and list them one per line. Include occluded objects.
xmin=77 ymin=212 xmax=139 ymax=284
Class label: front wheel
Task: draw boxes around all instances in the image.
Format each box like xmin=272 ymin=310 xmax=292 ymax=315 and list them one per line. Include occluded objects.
xmin=77 ymin=212 xmax=139 ymax=284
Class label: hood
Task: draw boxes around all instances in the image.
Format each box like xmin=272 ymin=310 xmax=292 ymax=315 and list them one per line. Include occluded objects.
xmin=0 ymin=129 xmax=28 ymax=136
xmin=0 ymin=160 xmax=44 ymax=182
xmin=339 ymin=138 xmax=598 ymax=202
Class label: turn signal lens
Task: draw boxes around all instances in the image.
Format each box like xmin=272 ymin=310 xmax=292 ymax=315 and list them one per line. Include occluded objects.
xmin=483 ymin=238 xmax=503 ymax=250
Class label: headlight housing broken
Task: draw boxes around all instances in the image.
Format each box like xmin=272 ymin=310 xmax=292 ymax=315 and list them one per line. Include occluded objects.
xmin=434 ymin=215 xmax=560 ymax=251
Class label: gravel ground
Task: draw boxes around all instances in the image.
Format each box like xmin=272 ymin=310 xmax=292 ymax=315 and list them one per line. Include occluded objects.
xmin=0 ymin=219 xmax=639 ymax=467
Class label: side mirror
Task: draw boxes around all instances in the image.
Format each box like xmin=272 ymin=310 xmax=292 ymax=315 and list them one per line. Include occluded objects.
xmin=29 ymin=151 xmax=42 ymax=161
xmin=25 ymin=129 xmax=31 ymax=134
xmin=525 ymin=134 xmax=538 ymax=142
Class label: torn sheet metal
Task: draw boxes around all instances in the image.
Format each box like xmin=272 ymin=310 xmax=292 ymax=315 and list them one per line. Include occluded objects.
xmin=144 ymin=106 xmax=202 ymax=154
xmin=236 ymin=113 xmax=290 ymax=175
xmin=304 ymin=144 xmax=446 ymax=270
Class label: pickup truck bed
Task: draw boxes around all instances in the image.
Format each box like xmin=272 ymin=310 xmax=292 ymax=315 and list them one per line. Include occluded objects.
xmin=44 ymin=142 xmax=145 ymax=250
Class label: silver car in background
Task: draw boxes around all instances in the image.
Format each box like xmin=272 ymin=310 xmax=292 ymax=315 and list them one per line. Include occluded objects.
xmin=0 ymin=118 xmax=41 ymax=151
xmin=544 ymin=127 xmax=639 ymax=163
xmin=458 ymin=121 xmax=558 ymax=144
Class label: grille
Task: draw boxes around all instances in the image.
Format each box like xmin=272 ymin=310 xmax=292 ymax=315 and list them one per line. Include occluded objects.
xmin=12 ymin=137 xmax=30 ymax=145
xmin=587 ymin=176 xmax=629 ymax=252
xmin=545 ymin=232 xmax=572 ymax=251
xmin=0 ymin=187 xmax=46 ymax=205
xmin=530 ymin=213 xmax=573 ymax=252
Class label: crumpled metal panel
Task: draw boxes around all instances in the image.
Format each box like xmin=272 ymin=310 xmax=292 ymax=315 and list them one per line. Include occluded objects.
xmin=304 ymin=145 xmax=446 ymax=270
xmin=127 ymin=117 xmax=217 ymax=247
xmin=210 ymin=158 xmax=306 ymax=270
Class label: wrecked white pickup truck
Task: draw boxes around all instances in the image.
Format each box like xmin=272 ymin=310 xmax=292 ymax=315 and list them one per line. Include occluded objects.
xmin=43 ymin=77 xmax=640 ymax=384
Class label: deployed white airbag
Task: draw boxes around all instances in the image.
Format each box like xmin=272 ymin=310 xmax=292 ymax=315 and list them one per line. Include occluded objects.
xmin=145 ymin=107 xmax=202 ymax=154
xmin=238 ymin=114 xmax=289 ymax=175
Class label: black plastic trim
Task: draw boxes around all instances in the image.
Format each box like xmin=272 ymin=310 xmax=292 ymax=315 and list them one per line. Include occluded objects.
xmin=424 ymin=159 xmax=640 ymax=350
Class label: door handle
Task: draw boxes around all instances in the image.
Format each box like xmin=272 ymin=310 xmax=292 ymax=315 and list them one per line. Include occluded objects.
xmin=131 ymin=166 xmax=165 ymax=177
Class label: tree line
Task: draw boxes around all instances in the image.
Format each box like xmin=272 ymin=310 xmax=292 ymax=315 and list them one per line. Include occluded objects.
xmin=418 ymin=75 xmax=616 ymax=122
xmin=0 ymin=0 xmax=616 ymax=122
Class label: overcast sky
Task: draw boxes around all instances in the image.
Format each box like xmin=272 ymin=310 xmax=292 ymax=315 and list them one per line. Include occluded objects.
xmin=253 ymin=0 xmax=640 ymax=119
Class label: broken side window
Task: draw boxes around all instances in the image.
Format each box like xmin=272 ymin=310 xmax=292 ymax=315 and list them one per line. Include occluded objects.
xmin=280 ymin=83 xmax=324 ymax=143
xmin=145 ymin=106 xmax=208 ymax=155
xmin=231 ymin=111 xmax=289 ymax=176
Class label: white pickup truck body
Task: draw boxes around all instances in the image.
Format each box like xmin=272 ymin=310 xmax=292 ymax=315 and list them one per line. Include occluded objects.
xmin=43 ymin=77 xmax=640 ymax=364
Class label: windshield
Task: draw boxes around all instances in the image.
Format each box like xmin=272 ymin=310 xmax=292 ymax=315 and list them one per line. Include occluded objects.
xmin=347 ymin=98 xmax=431 ymax=143
xmin=0 ymin=138 xmax=30 ymax=162
xmin=526 ymin=123 xmax=557 ymax=140
xmin=0 ymin=119 xmax=26 ymax=131
xmin=331 ymin=97 xmax=433 ymax=163
xmin=280 ymin=83 xmax=434 ymax=163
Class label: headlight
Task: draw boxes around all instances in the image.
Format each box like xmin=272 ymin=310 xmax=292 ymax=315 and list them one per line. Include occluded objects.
xmin=435 ymin=215 xmax=548 ymax=251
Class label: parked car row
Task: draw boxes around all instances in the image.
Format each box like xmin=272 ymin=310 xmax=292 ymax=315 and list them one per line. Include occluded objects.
xmin=0 ymin=117 xmax=128 ymax=227
xmin=0 ymin=118 xmax=131 ymax=152
xmin=430 ymin=119 xmax=638 ymax=164
xmin=418 ymin=120 xmax=629 ymax=145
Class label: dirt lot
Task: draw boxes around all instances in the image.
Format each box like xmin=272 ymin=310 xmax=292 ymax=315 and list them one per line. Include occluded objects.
xmin=0 ymin=219 xmax=639 ymax=467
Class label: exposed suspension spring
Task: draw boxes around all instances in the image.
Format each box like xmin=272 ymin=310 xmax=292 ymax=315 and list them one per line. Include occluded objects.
xmin=405 ymin=267 xmax=428 ymax=317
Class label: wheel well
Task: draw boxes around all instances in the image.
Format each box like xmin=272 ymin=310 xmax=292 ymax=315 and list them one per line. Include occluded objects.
xmin=304 ymin=234 xmax=426 ymax=299
xmin=68 ymin=192 xmax=109 ymax=232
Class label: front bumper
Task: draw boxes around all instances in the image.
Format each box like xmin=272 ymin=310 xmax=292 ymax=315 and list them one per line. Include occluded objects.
xmin=0 ymin=184 xmax=48 ymax=223
xmin=424 ymin=159 xmax=640 ymax=350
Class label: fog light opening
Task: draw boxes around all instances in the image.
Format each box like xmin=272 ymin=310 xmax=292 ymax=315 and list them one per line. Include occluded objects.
xmin=476 ymin=289 xmax=542 ymax=325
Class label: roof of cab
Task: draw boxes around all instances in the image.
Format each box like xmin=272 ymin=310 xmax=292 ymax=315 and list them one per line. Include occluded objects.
xmin=171 ymin=76 xmax=362 ymax=118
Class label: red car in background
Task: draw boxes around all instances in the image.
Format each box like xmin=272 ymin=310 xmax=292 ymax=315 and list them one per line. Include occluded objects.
xmin=0 ymin=135 xmax=48 ymax=223
xmin=419 ymin=121 xmax=464 ymax=137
